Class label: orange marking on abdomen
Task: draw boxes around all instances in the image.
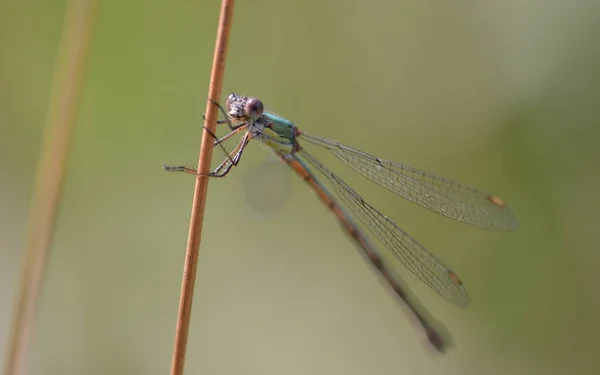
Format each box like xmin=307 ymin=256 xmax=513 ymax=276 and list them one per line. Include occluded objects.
xmin=328 ymin=203 xmax=374 ymax=259
xmin=286 ymin=157 xmax=363 ymax=243
xmin=287 ymin=158 xmax=336 ymax=206
xmin=331 ymin=205 xmax=353 ymax=231
xmin=307 ymin=178 xmax=334 ymax=207
xmin=286 ymin=158 xmax=310 ymax=179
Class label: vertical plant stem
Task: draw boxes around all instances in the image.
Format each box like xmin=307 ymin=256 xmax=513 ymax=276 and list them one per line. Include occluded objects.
xmin=169 ymin=1 xmax=235 ymax=374
xmin=3 ymin=1 xmax=97 ymax=375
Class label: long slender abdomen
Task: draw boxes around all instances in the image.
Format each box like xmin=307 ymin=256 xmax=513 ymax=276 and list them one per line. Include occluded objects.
xmin=280 ymin=153 xmax=446 ymax=351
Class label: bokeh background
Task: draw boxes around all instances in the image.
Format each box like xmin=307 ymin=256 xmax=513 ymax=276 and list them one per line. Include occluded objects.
xmin=1 ymin=1 xmax=599 ymax=374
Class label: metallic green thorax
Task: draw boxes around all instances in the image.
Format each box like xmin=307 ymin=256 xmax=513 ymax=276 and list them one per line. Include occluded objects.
xmin=256 ymin=112 xmax=299 ymax=155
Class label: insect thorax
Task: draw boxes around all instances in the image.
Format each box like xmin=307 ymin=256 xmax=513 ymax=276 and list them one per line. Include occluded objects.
xmin=249 ymin=117 xmax=295 ymax=155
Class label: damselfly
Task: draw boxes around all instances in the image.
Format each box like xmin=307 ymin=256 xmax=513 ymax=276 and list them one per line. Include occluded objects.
xmin=165 ymin=94 xmax=519 ymax=351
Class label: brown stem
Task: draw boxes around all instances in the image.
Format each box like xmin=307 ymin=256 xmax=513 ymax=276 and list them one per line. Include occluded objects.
xmin=169 ymin=1 xmax=236 ymax=375
xmin=3 ymin=2 xmax=97 ymax=375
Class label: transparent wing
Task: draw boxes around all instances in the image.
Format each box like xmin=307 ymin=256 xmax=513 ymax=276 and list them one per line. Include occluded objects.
xmin=301 ymin=134 xmax=518 ymax=232
xmin=299 ymin=150 xmax=470 ymax=307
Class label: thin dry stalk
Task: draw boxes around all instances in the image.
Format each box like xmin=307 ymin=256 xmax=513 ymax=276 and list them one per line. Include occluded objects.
xmin=169 ymin=1 xmax=236 ymax=374
xmin=3 ymin=2 xmax=97 ymax=375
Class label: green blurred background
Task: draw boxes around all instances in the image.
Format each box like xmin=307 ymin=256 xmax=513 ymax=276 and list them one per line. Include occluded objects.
xmin=1 ymin=1 xmax=599 ymax=374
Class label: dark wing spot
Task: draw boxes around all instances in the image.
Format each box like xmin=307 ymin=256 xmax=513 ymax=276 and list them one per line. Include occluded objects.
xmin=487 ymin=195 xmax=506 ymax=207
xmin=448 ymin=270 xmax=463 ymax=285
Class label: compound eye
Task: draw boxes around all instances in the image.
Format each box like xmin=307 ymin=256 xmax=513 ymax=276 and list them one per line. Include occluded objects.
xmin=245 ymin=98 xmax=264 ymax=119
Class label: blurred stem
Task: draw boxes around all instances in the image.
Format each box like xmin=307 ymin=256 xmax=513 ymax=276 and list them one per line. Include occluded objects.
xmin=169 ymin=1 xmax=235 ymax=375
xmin=3 ymin=1 xmax=97 ymax=375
